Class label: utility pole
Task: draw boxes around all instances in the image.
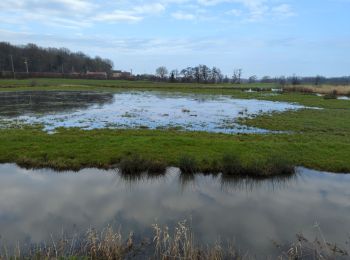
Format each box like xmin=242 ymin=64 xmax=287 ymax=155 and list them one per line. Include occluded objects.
xmin=24 ymin=58 xmax=29 ymax=75
xmin=10 ymin=55 xmax=15 ymax=79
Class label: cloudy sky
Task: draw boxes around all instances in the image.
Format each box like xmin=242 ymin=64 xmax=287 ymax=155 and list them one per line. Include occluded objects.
xmin=0 ymin=0 xmax=349 ymax=77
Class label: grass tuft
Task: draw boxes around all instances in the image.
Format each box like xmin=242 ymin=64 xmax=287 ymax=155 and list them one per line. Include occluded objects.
xmin=221 ymin=153 xmax=243 ymax=175
xmin=119 ymin=154 xmax=149 ymax=174
xmin=178 ymin=155 xmax=198 ymax=174
xmin=119 ymin=154 xmax=167 ymax=174
xmin=324 ymin=90 xmax=338 ymax=99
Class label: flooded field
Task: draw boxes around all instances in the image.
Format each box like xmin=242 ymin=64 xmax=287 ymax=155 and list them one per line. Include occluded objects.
xmin=0 ymin=91 xmax=306 ymax=133
xmin=0 ymin=164 xmax=349 ymax=257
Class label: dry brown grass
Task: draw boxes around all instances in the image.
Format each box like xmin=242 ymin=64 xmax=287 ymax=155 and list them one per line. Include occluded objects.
xmin=276 ymin=225 xmax=349 ymax=259
xmin=152 ymin=220 xmax=242 ymax=260
xmin=0 ymin=222 xmax=348 ymax=259
xmin=283 ymin=85 xmax=350 ymax=96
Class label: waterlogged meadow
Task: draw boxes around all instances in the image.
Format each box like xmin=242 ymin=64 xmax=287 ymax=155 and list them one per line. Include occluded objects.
xmin=0 ymin=85 xmax=349 ymax=259
xmin=0 ymin=90 xmax=306 ymax=133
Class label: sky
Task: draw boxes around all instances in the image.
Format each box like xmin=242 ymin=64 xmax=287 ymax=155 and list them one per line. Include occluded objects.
xmin=0 ymin=0 xmax=349 ymax=77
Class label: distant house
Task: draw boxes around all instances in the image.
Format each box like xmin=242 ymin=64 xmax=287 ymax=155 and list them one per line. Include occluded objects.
xmin=111 ymin=70 xmax=132 ymax=79
xmin=86 ymin=71 xmax=107 ymax=79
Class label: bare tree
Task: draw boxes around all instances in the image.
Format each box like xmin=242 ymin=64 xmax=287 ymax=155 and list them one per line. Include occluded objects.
xmin=199 ymin=65 xmax=211 ymax=83
xmin=156 ymin=66 xmax=168 ymax=80
xmin=211 ymin=67 xmax=223 ymax=83
xmin=314 ymin=75 xmax=324 ymax=86
xmin=290 ymin=74 xmax=301 ymax=85
xmin=232 ymin=68 xmax=242 ymax=84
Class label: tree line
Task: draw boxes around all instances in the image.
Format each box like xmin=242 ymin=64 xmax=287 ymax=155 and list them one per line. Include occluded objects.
xmin=1 ymin=42 xmax=349 ymax=85
xmin=0 ymin=42 xmax=113 ymax=74
xmin=152 ymin=66 xmax=350 ymax=85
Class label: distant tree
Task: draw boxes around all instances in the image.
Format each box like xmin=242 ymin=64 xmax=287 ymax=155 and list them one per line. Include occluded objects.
xmin=223 ymin=75 xmax=230 ymax=83
xmin=314 ymin=75 xmax=325 ymax=86
xmin=156 ymin=66 xmax=168 ymax=80
xmin=290 ymin=74 xmax=301 ymax=85
xmin=199 ymin=65 xmax=211 ymax=83
xmin=169 ymin=71 xmax=176 ymax=83
xmin=180 ymin=67 xmax=193 ymax=82
xmin=248 ymin=75 xmax=257 ymax=84
xmin=211 ymin=67 xmax=223 ymax=83
xmin=278 ymin=76 xmax=287 ymax=86
xmin=232 ymin=69 xmax=242 ymax=84
xmin=0 ymin=42 xmax=113 ymax=74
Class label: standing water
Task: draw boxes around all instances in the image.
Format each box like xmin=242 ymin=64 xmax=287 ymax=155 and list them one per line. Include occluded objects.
xmin=0 ymin=164 xmax=349 ymax=257
xmin=0 ymin=91 xmax=306 ymax=133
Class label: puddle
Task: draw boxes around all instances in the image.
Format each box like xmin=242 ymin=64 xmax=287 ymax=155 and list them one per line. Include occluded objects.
xmin=0 ymin=91 xmax=306 ymax=134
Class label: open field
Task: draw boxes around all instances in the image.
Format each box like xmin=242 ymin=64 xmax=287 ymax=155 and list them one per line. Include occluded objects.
xmin=0 ymin=80 xmax=349 ymax=174
xmin=0 ymin=78 xmax=276 ymax=89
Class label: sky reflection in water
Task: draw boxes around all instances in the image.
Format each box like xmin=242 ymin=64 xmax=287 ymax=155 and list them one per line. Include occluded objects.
xmin=0 ymin=164 xmax=349 ymax=257
xmin=0 ymin=91 xmax=305 ymax=133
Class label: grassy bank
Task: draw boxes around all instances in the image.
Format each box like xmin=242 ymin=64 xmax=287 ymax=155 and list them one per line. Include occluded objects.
xmin=0 ymin=82 xmax=349 ymax=174
xmin=0 ymin=127 xmax=349 ymax=173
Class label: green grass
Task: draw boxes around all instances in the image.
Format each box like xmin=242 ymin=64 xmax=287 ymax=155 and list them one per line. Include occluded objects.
xmin=0 ymin=80 xmax=349 ymax=174
xmin=0 ymin=78 xmax=276 ymax=89
xmin=0 ymin=126 xmax=349 ymax=173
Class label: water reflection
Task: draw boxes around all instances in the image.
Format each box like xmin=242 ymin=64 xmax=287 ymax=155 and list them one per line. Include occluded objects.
xmin=0 ymin=90 xmax=305 ymax=133
xmin=0 ymin=164 xmax=349 ymax=257
xmin=0 ymin=91 xmax=114 ymax=117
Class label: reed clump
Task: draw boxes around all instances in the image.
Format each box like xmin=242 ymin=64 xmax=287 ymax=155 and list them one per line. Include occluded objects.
xmin=284 ymin=84 xmax=350 ymax=96
xmin=119 ymin=154 xmax=167 ymax=174
xmin=221 ymin=153 xmax=243 ymax=175
xmin=152 ymin=220 xmax=240 ymax=260
xmin=178 ymin=155 xmax=198 ymax=174
xmin=324 ymin=90 xmax=338 ymax=99
xmin=220 ymin=153 xmax=295 ymax=177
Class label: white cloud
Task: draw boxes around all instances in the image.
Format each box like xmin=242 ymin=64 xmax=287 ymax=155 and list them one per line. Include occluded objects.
xmin=94 ymin=12 xmax=143 ymax=23
xmin=93 ymin=3 xmax=166 ymax=23
xmin=134 ymin=3 xmax=166 ymax=14
xmin=0 ymin=0 xmax=296 ymax=28
xmin=271 ymin=4 xmax=296 ymax=18
xmin=226 ymin=8 xmax=242 ymax=16
xmin=172 ymin=11 xmax=196 ymax=20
